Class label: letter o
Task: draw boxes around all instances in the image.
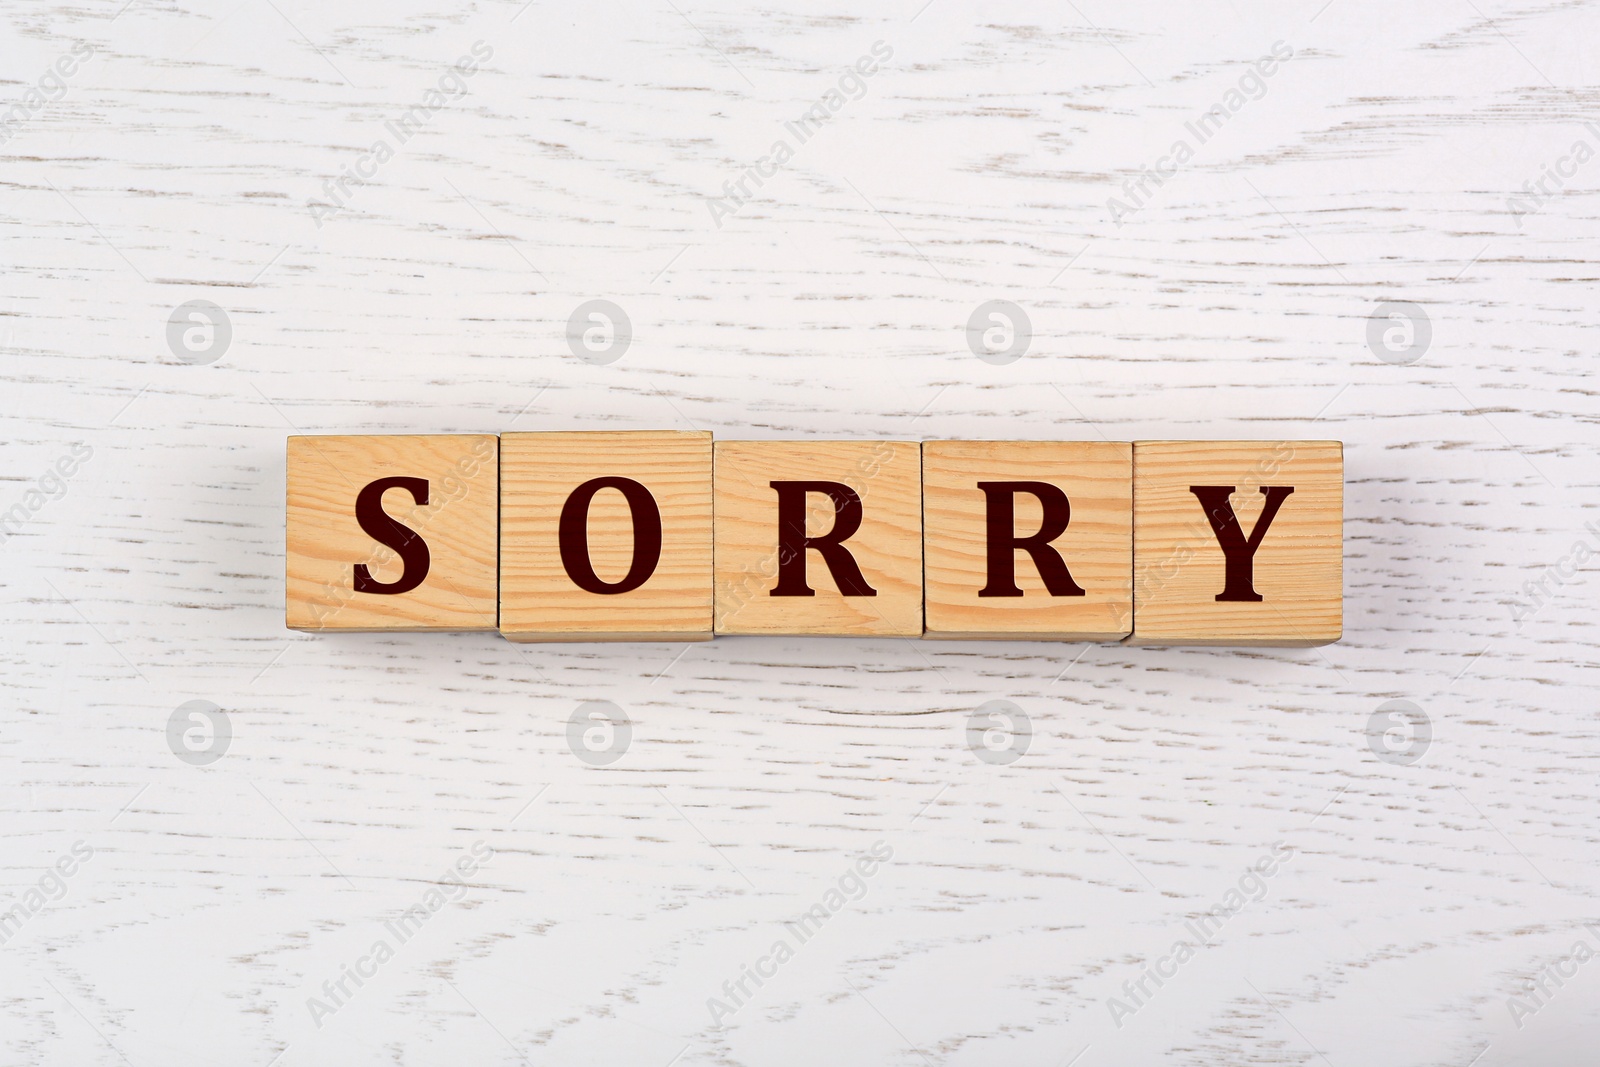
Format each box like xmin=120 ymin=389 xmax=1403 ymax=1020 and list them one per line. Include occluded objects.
xmin=558 ymin=477 xmax=663 ymax=594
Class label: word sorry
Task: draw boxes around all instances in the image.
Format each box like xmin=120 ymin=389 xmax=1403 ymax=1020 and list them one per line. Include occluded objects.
xmin=286 ymin=435 xmax=1343 ymax=644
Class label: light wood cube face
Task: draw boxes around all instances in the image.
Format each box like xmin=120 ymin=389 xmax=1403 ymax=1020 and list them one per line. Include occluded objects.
xmin=286 ymin=435 xmax=499 ymax=632
xmin=713 ymin=441 xmax=922 ymax=636
xmin=1130 ymin=440 xmax=1343 ymax=646
xmin=499 ymin=431 xmax=713 ymax=642
xmin=922 ymin=441 xmax=1132 ymax=640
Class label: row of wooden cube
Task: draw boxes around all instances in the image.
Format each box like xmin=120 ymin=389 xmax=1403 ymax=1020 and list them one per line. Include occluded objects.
xmin=286 ymin=433 xmax=1342 ymax=645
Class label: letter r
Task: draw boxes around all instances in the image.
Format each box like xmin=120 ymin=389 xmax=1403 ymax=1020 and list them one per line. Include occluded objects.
xmin=975 ymin=481 xmax=1085 ymax=597
xmin=768 ymin=481 xmax=876 ymax=597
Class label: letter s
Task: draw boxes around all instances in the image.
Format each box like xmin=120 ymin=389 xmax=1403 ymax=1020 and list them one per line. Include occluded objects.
xmin=352 ymin=477 xmax=431 ymax=595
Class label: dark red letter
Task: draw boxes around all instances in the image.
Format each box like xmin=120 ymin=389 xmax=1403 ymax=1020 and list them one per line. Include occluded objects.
xmin=559 ymin=477 xmax=662 ymax=595
xmin=1188 ymin=485 xmax=1295 ymax=602
xmin=976 ymin=481 xmax=1085 ymax=598
xmin=353 ymin=476 xmax=430 ymax=595
xmin=768 ymin=481 xmax=876 ymax=597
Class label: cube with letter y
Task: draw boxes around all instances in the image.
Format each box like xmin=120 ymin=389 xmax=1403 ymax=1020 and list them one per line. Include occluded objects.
xmin=286 ymin=434 xmax=500 ymax=631
xmin=714 ymin=441 xmax=922 ymax=636
xmin=499 ymin=430 xmax=713 ymax=641
xmin=1130 ymin=440 xmax=1343 ymax=646
xmin=923 ymin=440 xmax=1132 ymax=640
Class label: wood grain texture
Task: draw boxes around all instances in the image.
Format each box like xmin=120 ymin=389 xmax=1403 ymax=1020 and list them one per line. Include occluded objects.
xmin=5 ymin=1 xmax=1600 ymax=1065
xmin=714 ymin=440 xmax=922 ymax=635
xmin=923 ymin=439 xmax=1132 ymax=640
xmin=499 ymin=430 xmax=713 ymax=642
xmin=286 ymin=434 xmax=498 ymax=631
xmin=1129 ymin=440 xmax=1343 ymax=646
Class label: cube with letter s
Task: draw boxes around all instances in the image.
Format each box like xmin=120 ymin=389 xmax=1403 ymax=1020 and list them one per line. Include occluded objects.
xmin=286 ymin=435 xmax=499 ymax=631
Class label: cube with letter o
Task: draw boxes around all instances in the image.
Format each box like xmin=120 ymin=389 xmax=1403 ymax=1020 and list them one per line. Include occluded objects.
xmin=499 ymin=430 xmax=713 ymax=641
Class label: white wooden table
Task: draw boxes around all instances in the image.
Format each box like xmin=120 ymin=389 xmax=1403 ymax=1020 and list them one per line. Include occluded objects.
xmin=3 ymin=1 xmax=1596 ymax=1064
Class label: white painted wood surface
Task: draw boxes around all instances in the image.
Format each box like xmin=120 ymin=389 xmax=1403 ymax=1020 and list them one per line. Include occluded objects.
xmin=3 ymin=1 xmax=1598 ymax=1064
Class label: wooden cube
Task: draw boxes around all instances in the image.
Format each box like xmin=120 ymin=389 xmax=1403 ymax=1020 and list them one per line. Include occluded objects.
xmin=499 ymin=430 xmax=712 ymax=642
xmin=714 ymin=441 xmax=922 ymax=636
xmin=286 ymin=434 xmax=499 ymax=631
xmin=922 ymin=440 xmax=1131 ymax=640
xmin=1130 ymin=440 xmax=1342 ymax=646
